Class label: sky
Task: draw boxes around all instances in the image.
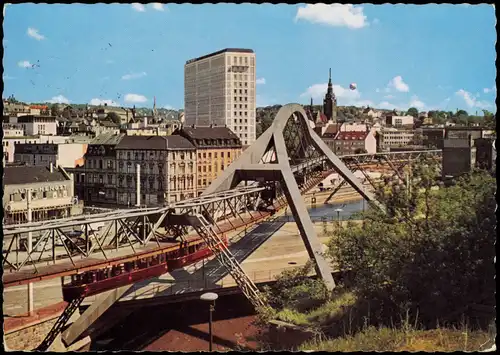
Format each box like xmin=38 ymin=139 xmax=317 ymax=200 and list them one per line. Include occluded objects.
xmin=3 ymin=3 xmax=497 ymax=114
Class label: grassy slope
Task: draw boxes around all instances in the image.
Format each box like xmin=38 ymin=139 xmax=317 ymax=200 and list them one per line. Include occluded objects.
xmin=272 ymin=291 xmax=495 ymax=352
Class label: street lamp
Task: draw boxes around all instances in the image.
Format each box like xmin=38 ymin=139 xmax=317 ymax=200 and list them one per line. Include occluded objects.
xmin=200 ymin=292 xmax=218 ymax=351
xmin=334 ymin=208 xmax=343 ymax=229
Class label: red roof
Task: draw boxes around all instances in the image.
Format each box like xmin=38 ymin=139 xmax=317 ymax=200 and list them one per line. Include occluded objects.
xmin=335 ymin=131 xmax=368 ymax=140
xmin=319 ymin=112 xmax=328 ymax=123
xmin=323 ymin=124 xmax=341 ymax=137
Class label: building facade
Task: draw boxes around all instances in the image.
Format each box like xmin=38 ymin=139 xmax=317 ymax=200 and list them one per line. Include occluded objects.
xmin=442 ymin=137 xmax=476 ymax=178
xmin=174 ymin=126 xmax=243 ymax=194
xmin=385 ymin=115 xmax=414 ymax=128
xmin=115 ymin=135 xmax=197 ymax=207
xmin=3 ymin=165 xmax=81 ymax=224
xmin=415 ymin=127 xmax=445 ymax=149
xmin=332 ymin=130 xmax=377 ymax=155
xmin=16 ymin=115 xmax=58 ymax=136
xmin=69 ymin=133 xmax=124 ymax=207
xmin=376 ymin=128 xmax=416 ymax=152
xmin=184 ymin=48 xmax=256 ymax=146
xmin=14 ymin=142 xmax=88 ymax=168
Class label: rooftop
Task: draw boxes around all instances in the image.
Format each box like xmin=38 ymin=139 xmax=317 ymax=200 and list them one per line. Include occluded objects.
xmin=90 ymin=132 xmax=124 ymax=145
xmin=3 ymin=166 xmax=68 ymax=185
xmin=186 ymin=48 xmax=254 ymax=65
xmin=179 ymin=126 xmax=241 ymax=141
xmin=336 ymin=131 xmax=368 ymax=140
xmin=115 ymin=135 xmax=195 ymax=151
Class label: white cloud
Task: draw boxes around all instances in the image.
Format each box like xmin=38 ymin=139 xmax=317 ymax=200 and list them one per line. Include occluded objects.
xmin=376 ymin=101 xmax=399 ymax=110
xmin=124 ymin=94 xmax=148 ymax=103
xmin=295 ymin=4 xmax=368 ymax=29
xmin=483 ymin=86 xmax=496 ymax=94
xmin=375 ymin=88 xmax=380 ymax=93
xmin=388 ymin=76 xmax=410 ymax=93
xmin=47 ymin=95 xmax=70 ymax=104
xmin=27 ymin=27 xmax=45 ymax=40
xmin=150 ymin=3 xmax=165 ymax=11
xmin=372 ymin=18 xmax=380 ymax=25
xmin=408 ymin=95 xmax=426 ymax=110
xmin=384 ymin=94 xmax=395 ymax=99
xmin=121 ymin=71 xmax=147 ymax=80
xmin=163 ymin=105 xmax=176 ymax=110
xmin=131 ymin=3 xmax=146 ymax=12
xmin=301 ymin=82 xmax=361 ymax=103
xmin=18 ymin=60 xmax=32 ymax=68
xmin=256 ymin=78 xmax=266 ymax=85
xmin=455 ymin=89 xmax=492 ymax=110
xmin=89 ymin=98 xmax=119 ymax=106
xmin=3 ymin=74 xmax=15 ymax=80
xmin=105 ymin=59 xmax=114 ymax=64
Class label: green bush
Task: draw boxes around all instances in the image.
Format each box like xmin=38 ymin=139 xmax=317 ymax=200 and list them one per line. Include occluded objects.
xmin=327 ymin=164 xmax=496 ymax=328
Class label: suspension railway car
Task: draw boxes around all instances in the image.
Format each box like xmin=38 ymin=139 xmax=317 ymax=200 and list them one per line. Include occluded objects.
xmin=62 ymin=236 xmax=228 ymax=302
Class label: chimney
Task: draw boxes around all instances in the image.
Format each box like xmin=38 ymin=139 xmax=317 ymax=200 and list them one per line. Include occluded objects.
xmin=191 ymin=124 xmax=195 ymax=128
xmin=49 ymin=162 xmax=53 ymax=173
xmin=210 ymin=123 xmax=213 ymax=128
xmin=136 ymin=164 xmax=141 ymax=207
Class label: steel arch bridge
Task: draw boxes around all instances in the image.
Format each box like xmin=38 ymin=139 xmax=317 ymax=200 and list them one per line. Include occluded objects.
xmin=2 ymin=104 xmax=442 ymax=351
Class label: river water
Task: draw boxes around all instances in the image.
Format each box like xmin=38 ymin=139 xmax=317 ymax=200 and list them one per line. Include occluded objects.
xmin=281 ymin=198 xmax=367 ymax=222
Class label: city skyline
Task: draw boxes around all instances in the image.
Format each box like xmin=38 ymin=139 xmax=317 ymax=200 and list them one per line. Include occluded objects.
xmin=3 ymin=3 xmax=497 ymax=113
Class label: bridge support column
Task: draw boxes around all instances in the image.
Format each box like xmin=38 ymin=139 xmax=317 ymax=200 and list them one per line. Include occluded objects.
xmin=61 ymin=285 xmax=133 ymax=347
xmin=280 ymin=168 xmax=336 ymax=291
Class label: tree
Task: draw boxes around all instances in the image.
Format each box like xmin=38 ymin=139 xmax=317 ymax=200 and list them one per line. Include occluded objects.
xmin=406 ymin=107 xmax=419 ymax=118
xmin=327 ymin=162 xmax=496 ymax=327
xmin=106 ymin=112 xmax=121 ymax=125
xmin=51 ymin=104 xmax=61 ymax=117
xmin=456 ymin=109 xmax=469 ymax=117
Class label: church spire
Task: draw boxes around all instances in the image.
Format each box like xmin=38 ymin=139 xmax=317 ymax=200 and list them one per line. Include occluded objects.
xmin=327 ymin=68 xmax=333 ymax=95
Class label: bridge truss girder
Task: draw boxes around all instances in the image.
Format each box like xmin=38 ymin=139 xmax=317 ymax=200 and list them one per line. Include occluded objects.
xmin=2 ymin=186 xmax=265 ymax=274
xmin=326 ymin=150 xmax=443 ymax=201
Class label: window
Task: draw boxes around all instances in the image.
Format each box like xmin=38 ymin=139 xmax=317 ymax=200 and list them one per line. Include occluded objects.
xmin=108 ymin=174 xmax=112 ymax=184
xmin=99 ymin=175 xmax=103 ymax=184
xmin=21 ymin=193 xmax=26 ymax=200
xmin=43 ymin=191 xmax=47 ymax=198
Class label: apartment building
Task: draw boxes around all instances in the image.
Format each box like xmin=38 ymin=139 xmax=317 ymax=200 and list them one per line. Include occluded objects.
xmin=376 ymin=128 xmax=416 ymax=152
xmin=5 ymin=115 xmax=57 ymax=135
xmin=70 ymin=133 xmax=124 ymax=207
xmin=174 ymin=125 xmax=242 ymax=194
xmin=115 ymin=136 xmax=197 ymax=206
xmin=184 ymin=48 xmax=256 ymax=146
xmin=3 ymin=165 xmax=81 ymax=224
xmin=332 ymin=131 xmax=377 ymax=156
